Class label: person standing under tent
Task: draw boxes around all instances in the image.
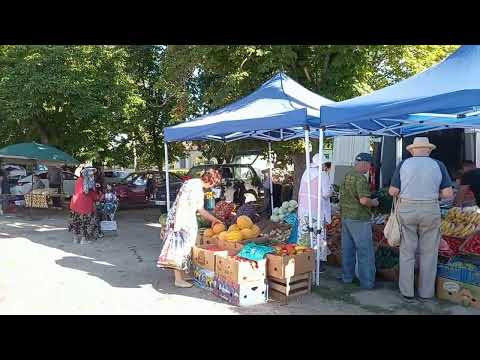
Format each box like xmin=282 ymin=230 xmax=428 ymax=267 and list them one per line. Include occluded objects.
xmin=297 ymin=154 xmax=333 ymax=272
xmin=338 ymin=153 xmax=379 ymax=289
xmin=157 ymin=169 xmax=223 ymax=288
xmin=261 ymin=168 xmax=271 ymax=215
xmin=454 ymin=160 xmax=479 ymax=207
xmin=389 ymin=137 xmax=453 ymax=302
xmin=0 ymin=169 xmax=10 ymax=215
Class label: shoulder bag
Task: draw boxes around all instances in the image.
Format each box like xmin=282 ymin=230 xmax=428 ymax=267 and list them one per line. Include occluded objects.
xmin=383 ymin=196 xmax=401 ymax=247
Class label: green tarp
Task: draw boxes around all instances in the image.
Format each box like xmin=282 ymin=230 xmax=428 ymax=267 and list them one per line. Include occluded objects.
xmin=0 ymin=142 xmax=79 ymax=165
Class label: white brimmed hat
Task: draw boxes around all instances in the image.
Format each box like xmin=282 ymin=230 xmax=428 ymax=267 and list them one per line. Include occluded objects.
xmin=406 ymin=137 xmax=437 ymax=152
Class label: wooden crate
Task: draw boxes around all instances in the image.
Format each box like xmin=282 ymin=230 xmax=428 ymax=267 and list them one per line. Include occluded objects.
xmin=268 ymin=272 xmax=312 ymax=304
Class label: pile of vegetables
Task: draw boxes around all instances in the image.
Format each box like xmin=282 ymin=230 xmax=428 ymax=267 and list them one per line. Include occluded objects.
xmin=270 ymin=200 xmax=298 ymax=223
xmin=258 ymin=220 xmax=291 ymax=244
xmin=326 ymin=215 xmax=341 ymax=236
xmin=273 ymin=244 xmax=312 ymax=256
xmin=213 ymin=201 xmax=235 ymax=224
xmin=375 ymin=246 xmax=399 ymax=270
xmin=197 ymin=214 xmax=211 ymax=229
xmin=460 ymin=232 xmax=480 ymax=256
xmin=373 ymin=225 xmax=388 ymax=246
xmin=439 ymin=236 xmax=465 ymax=258
xmin=371 ymin=188 xmax=393 ymax=215
xmin=441 ymin=207 xmax=480 ymax=238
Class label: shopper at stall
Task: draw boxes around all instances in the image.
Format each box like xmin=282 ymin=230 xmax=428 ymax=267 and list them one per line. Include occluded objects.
xmin=339 ymin=153 xmax=379 ymax=289
xmin=0 ymin=169 xmax=10 ymax=215
xmin=68 ymin=167 xmax=100 ymax=245
xmin=454 ymin=160 xmax=480 ymax=207
xmin=298 ymin=154 xmax=333 ymax=272
xmin=389 ymin=137 xmax=453 ymax=302
xmin=157 ymin=169 xmax=223 ymax=288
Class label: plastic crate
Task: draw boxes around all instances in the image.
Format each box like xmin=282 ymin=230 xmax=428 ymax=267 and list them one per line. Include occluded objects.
xmin=437 ymin=256 xmax=480 ymax=286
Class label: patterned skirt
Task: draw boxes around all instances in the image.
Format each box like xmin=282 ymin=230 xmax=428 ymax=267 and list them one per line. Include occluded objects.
xmin=68 ymin=211 xmax=98 ymax=240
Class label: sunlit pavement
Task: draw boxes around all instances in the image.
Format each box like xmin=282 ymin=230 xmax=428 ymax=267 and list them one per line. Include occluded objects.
xmin=1 ymin=208 xmax=479 ymax=315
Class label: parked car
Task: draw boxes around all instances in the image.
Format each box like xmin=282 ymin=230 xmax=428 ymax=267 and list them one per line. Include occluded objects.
xmin=10 ymin=171 xmax=78 ymax=198
xmin=186 ymin=164 xmax=263 ymax=199
xmin=114 ymin=171 xmax=183 ymax=209
xmin=103 ymin=170 xmax=131 ymax=185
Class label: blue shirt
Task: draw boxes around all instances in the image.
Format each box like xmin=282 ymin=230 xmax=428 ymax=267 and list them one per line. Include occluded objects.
xmin=391 ymin=157 xmax=452 ymax=200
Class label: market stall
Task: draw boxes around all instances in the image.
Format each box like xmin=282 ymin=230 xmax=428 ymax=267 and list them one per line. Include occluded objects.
xmin=164 ymin=72 xmax=337 ymax=288
xmin=0 ymin=142 xmax=79 ymax=211
xmin=317 ymin=45 xmax=480 ymax=307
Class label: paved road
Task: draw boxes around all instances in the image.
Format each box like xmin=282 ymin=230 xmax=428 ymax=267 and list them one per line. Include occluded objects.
xmin=1 ymin=208 xmax=479 ymax=315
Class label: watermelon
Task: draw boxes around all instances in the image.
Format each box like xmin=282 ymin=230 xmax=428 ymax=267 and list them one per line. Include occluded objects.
xmin=288 ymin=200 xmax=298 ymax=208
xmin=282 ymin=201 xmax=290 ymax=209
xmin=271 ymin=215 xmax=280 ymax=223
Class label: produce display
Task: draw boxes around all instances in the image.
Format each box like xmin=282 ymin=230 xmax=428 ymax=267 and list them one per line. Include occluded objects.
xmin=439 ymin=236 xmax=465 ymax=258
xmin=213 ymin=201 xmax=235 ymax=224
xmin=326 ymin=215 xmax=341 ymax=236
xmin=258 ymin=220 xmax=292 ymax=244
xmin=204 ymin=215 xmax=261 ymax=244
xmin=270 ymin=200 xmax=298 ymax=223
xmin=272 ymin=244 xmax=312 ymax=256
xmin=375 ymin=246 xmax=399 ymax=270
xmin=370 ymin=188 xmax=393 ymax=215
xmin=441 ymin=207 xmax=480 ymax=238
xmin=197 ymin=214 xmax=210 ymax=229
xmin=373 ymin=224 xmax=388 ymax=246
xmin=460 ymin=232 xmax=480 ymax=256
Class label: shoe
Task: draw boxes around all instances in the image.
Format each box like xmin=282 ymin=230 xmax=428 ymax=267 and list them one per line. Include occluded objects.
xmin=174 ymin=280 xmax=193 ymax=288
xmin=417 ymin=296 xmax=436 ymax=304
xmin=336 ymin=276 xmax=353 ymax=285
xmin=72 ymin=234 xmax=80 ymax=244
xmin=399 ymin=293 xmax=417 ymax=303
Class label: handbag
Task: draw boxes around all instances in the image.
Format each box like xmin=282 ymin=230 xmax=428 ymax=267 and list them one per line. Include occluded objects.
xmin=383 ymin=197 xmax=401 ymax=247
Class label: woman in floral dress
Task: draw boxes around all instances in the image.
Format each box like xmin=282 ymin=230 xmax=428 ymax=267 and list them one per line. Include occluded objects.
xmin=157 ymin=169 xmax=223 ymax=288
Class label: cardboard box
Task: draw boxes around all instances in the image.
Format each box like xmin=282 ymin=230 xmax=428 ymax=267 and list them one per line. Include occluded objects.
xmin=213 ymin=275 xmax=267 ymax=307
xmin=217 ymin=238 xmax=244 ymax=256
xmin=436 ymin=276 xmax=480 ymax=309
xmin=215 ymin=256 xmax=266 ymax=284
xmin=191 ymin=245 xmax=228 ymax=272
xmin=266 ymin=251 xmax=315 ymax=280
xmin=192 ymin=264 xmax=217 ymax=292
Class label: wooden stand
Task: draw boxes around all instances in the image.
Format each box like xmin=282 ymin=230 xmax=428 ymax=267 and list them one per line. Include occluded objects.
xmin=268 ymin=272 xmax=312 ymax=304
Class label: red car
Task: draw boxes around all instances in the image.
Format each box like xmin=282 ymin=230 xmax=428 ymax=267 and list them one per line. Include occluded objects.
xmin=114 ymin=171 xmax=183 ymax=209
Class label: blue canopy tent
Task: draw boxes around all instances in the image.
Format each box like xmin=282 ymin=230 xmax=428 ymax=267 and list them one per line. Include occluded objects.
xmin=164 ymin=72 xmax=336 ymax=285
xmin=319 ymin=45 xmax=480 ymax=138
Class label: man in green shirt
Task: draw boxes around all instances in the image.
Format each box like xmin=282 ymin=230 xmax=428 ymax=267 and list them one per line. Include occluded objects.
xmin=339 ymin=153 xmax=379 ymax=289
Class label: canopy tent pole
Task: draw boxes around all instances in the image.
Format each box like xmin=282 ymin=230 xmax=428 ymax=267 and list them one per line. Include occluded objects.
xmin=164 ymin=143 xmax=171 ymax=212
xmin=315 ymin=128 xmax=325 ymax=286
xmin=379 ymin=136 xmax=384 ymax=187
xmin=303 ymin=127 xmax=314 ymax=251
xmin=268 ymin=142 xmax=274 ymax=213
xmin=395 ymin=137 xmax=403 ymax=166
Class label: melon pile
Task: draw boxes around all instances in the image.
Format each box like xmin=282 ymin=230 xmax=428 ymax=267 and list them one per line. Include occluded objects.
xmin=222 ymin=215 xmax=260 ymax=242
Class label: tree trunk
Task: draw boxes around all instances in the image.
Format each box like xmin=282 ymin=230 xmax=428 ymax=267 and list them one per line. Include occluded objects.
xmin=292 ymin=152 xmax=306 ymax=201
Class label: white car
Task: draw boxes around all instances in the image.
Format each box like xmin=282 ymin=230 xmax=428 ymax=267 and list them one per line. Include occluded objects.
xmin=10 ymin=171 xmax=78 ymax=198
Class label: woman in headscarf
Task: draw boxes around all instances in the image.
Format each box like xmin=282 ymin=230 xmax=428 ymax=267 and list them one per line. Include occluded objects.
xmin=297 ymin=154 xmax=333 ymax=271
xmin=68 ymin=167 xmax=100 ymax=244
xmin=157 ymin=169 xmax=223 ymax=288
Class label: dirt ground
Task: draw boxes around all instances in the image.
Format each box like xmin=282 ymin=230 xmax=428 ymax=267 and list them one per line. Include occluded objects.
xmin=1 ymin=207 xmax=479 ymax=315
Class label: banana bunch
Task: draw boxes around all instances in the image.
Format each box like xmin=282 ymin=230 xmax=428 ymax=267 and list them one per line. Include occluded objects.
xmin=441 ymin=219 xmax=477 ymax=238
xmin=446 ymin=207 xmax=480 ymax=225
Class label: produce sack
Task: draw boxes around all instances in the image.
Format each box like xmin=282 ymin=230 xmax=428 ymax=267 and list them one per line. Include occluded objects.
xmin=237 ymin=242 xmax=275 ymax=262
xmin=384 ymin=197 xmax=401 ymax=247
